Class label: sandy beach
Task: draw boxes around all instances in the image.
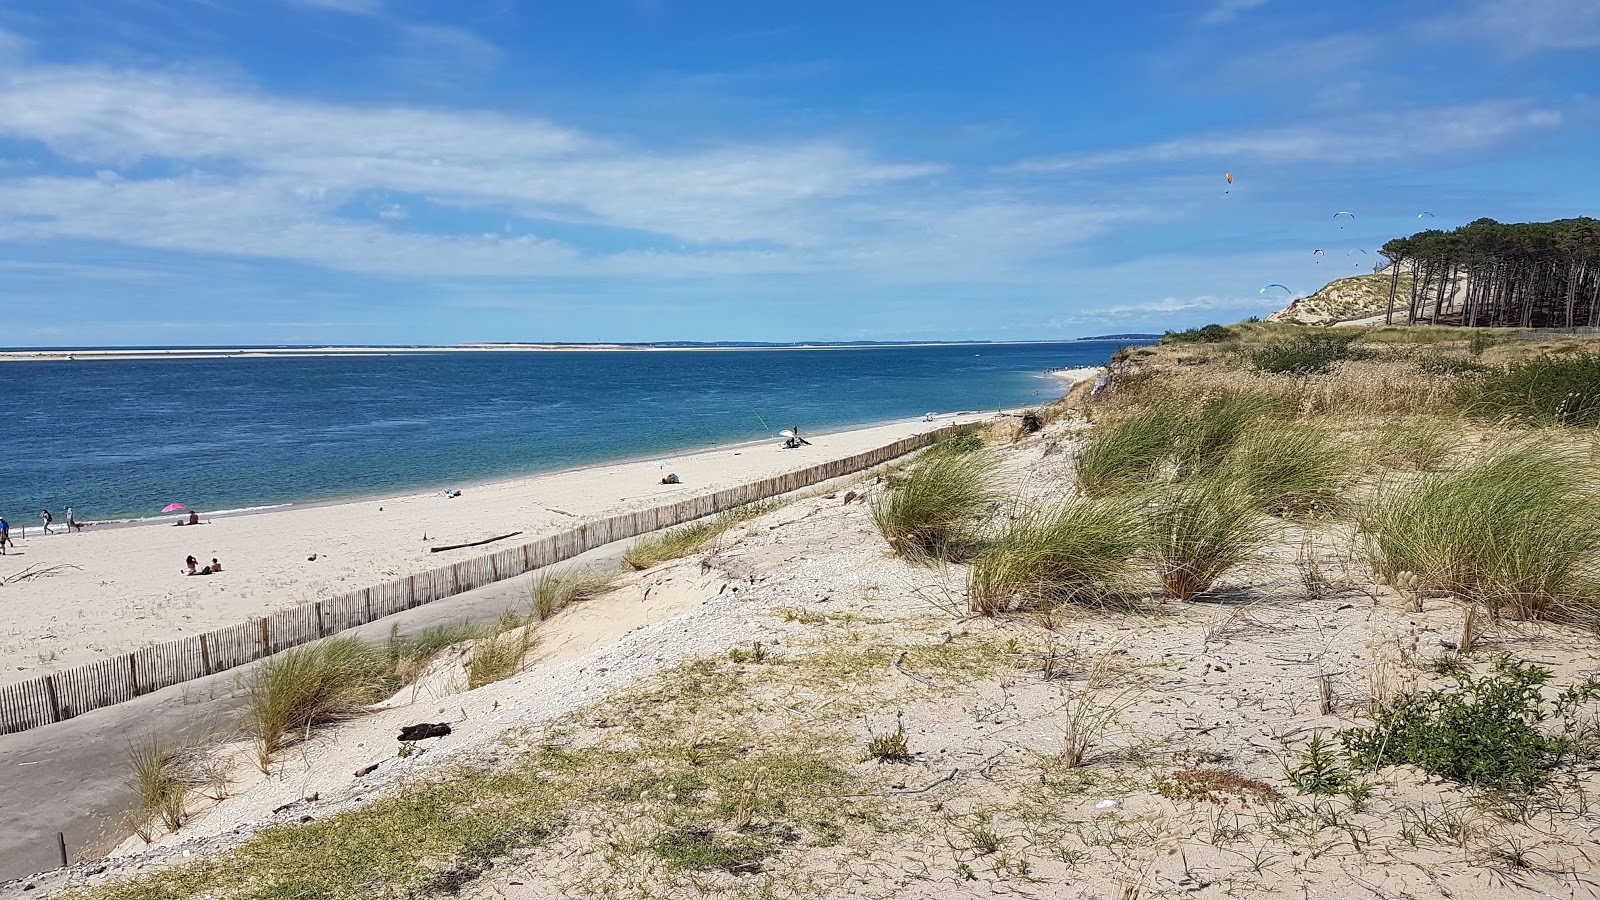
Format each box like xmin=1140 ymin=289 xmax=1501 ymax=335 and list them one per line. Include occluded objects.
xmin=0 ymin=414 xmax=994 ymax=687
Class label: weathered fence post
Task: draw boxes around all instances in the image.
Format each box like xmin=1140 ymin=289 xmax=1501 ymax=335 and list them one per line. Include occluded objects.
xmin=199 ymin=634 xmax=212 ymax=676
xmin=259 ymin=618 xmax=271 ymax=658
xmin=56 ymin=831 xmax=67 ymax=868
xmin=127 ymin=654 xmax=140 ymax=697
xmin=314 ymin=602 xmax=325 ymax=638
xmin=45 ymin=676 xmax=61 ymax=724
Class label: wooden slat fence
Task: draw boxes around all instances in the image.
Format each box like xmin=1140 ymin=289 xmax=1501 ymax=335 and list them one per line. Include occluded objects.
xmin=0 ymin=428 xmax=946 ymax=736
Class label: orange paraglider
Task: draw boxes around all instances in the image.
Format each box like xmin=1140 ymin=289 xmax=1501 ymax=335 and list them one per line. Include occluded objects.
xmin=1225 ymin=173 xmax=1233 ymax=184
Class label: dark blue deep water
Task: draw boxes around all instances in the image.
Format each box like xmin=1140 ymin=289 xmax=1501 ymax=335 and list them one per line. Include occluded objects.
xmin=1 ymin=342 xmax=1140 ymax=522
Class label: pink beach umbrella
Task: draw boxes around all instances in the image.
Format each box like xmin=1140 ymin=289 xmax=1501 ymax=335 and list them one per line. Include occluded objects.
xmin=161 ymin=503 xmax=186 ymax=513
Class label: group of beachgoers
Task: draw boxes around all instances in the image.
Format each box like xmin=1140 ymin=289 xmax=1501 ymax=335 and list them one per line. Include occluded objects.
xmin=183 ymin=555 xmax=223 ymax=576
xmin=0 ymin=508 xmax=84 ymax=553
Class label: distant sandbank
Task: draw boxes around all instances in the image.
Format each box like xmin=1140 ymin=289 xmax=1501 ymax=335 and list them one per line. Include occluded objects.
xmin=0 ymin=340 xmax=1102 ymax=363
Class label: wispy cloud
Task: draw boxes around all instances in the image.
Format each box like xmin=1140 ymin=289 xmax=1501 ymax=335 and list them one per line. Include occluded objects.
xmin=1009 ymin=101 xmax=1565 ymax=172
xmin=293 ymin=0 xmax=383 ymax=14
xmin=1446 ymin=0 xmax=1600 ymax=52
xmin=0 ymin=63 xmax=1130 ymax=283
xmin=1200 ymin=0 xmax=1268 ymax=25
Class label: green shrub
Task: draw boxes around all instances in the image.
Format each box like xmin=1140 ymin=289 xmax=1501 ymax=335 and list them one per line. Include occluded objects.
xmin=933 ymin=426 xmax=985 ymax=454
xmin=1466 ymin=352 xmax=1600 ymax=426
xmin=247 ymin=637 xmax=395 ymax=766
xmin=1250 ymin=333 xmax=1369 ymax=375
xmin=1217 ymin=425 xmax=1353 ymax=518
xmin=1139 ymin=480 xmax=1268 ymax=602
xmin=1342 ymin=657 xmax=1600 ymax=792
xmin=967 ymin=500 xmax=1143 ymax=613
xmin=1361 ymin=442 xmax=1600 ymax=620
xmin=1163 ymin=323 xmax=1235 ymax=344
xmin=872 ymin=450 xmax=998 ymax=561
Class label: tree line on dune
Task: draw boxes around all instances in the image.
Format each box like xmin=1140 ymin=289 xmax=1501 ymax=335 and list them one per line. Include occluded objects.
xmin=1379 ymin=217 xmax=1600 ymax=329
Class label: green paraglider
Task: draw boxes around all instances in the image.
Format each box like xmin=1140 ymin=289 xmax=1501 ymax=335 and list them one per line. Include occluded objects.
xmin=1260 ymin=284 xmax=1292 ymax=294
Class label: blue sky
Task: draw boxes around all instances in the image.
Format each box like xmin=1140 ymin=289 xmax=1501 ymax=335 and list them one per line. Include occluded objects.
xmin=0 ymin=0 xmax=1596 ymax=345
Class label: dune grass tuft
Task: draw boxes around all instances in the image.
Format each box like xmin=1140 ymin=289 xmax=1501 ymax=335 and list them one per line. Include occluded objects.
xmin=124 ymin=737 xmax=193 ymax=839
xmin=1364 ymin=421 xmax=1455 ymax=471
xmin=1361 ymin=441 xmax=1600 ymax=621
xmin=967 ymin=500 xmax=1143 ymax=613
xmin=531 ymin=567 xmax=621 ymax=620
xmin=1217 ymin=425 xmax=1354 ymax=518
xmin=624 ymin=502 xmax=778 ymax=570
xmin=1139 ymin=480 xmax=1269 ymax=602
xmin=1075 ymin=396 xmax=1278 ymax=495
xmin=387 ymin=621 xmax=485 ymax=686
xmin=872 ymin=450 xmax=998 ymax=562
xmin=466 ymin=627 xmax=535 ymax=690
xmin=246 ymin=636 xmax=396 ymax=768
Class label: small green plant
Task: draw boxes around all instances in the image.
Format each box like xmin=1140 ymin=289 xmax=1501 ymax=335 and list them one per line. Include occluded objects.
xmin=247 ymin=636 xmax=396 ymax=769
xmin=1468 ymin=330 xmax=1497 ymax=357
xmin=967 ymin=499 xmax=1142 ymax=613
xmin=863 ymin=713 xmax=912 ymax=763
xmin=727 ymin=641 xmax=767 ymax=664
xmin=1284 ymin=731 xmax=1354 ymax=796
xmin=1466 ymin=352 xmax=1600 ymax=426
xmin=934 ymin=427 xmax=985 ymax=454
xmin=872 ymin=450 xmax=998 ymax=562
xmin=1341 ymin=657 xmax=1600 ymax=792
xmin=396 ymin=742 xmax=414 ymax=759
xmin=1139 ymin=480 xmax=1267 ymax=602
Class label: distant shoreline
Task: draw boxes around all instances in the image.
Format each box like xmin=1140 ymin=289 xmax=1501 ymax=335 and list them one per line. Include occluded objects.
xmin=0 ymin=338 xmax=1147 ymax=363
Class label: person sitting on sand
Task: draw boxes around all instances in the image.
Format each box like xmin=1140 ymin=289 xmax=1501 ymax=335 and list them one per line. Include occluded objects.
xmin=210 ymin=557 xmax=223 ymax=573
xmin=185 ymin=555 xmax=198 ymax=574
xmin=187 ymin=510 xmax=201 ymax=526
xmin=660 ymin=473 xmax=681 ymax=485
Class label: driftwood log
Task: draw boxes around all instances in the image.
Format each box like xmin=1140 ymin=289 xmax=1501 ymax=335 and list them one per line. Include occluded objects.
xmin=428 ymin=532 xmax=522 ymax=553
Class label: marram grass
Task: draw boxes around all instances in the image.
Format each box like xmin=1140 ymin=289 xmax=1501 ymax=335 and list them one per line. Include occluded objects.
xmin=1139 ymin=479 xmax=1269 ymax=602
xmin=624 ymin=502 xmax=778 ymax=570
xmin=246 ymin=636 xmax=395 ymax=766
xmin=872 ymin=449 xmax=998 ymax=562
xmin=967 ymin=499 xmax=1143 ymax=613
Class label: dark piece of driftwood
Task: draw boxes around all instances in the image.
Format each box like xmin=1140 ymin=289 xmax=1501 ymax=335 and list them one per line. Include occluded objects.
xmin=399 ymin=722 xmax=452 ymax=741
xmin=428 ymin=531 xmax=522 ymax=553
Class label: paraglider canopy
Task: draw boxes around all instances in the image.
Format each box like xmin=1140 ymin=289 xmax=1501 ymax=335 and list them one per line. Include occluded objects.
xmin=1313 ymin=249 xmax=1324 ymax=254
xmin=1260 ymin=284 xmax=1292 ymax=294
xmin=1225 ymin=173 xmax=1233 ymax=184
xmin=1418 ymin=211 xmax=1436 ymax=218
xmin=1332 ymin=211 xmax=1355 ymax=218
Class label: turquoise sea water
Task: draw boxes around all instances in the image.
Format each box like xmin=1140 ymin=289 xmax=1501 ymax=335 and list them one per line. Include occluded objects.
xmin=1 ymin=342 xmax=1142 ymax=523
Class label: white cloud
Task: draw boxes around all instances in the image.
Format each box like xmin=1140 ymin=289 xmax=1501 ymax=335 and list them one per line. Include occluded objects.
xmin=1201 ymin=0 xmax=1268 ymax=25
xmin=0 ymin=64 xmax=1131 ymax=283
xmin=1455 ymin=0 xmax=1600 ymax=51
xmin=294 ymin=0 xmax=383 ymax=14
xmin=1010 ymin=101 xmax=1565 ymax=172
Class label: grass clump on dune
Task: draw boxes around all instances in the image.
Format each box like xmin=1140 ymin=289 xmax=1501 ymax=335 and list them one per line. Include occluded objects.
xmin=1362 ymin=442 xmax=1600 ymax=621
xmin=466 ymin=627 xmax=535 ymax=690
xmin=532 ymin=566 xmax=621 ymax=620
xmin=873 ymin=450 xmax=998 ymax=562
xmin=1138 ymin=480 xmax=1268 ymax=602
xmin=1217 ymin=425 xmax=1354 ymax=518
xmin=1466 ymin=352 xmax=1600 ymax=427
xmin=1365 ymin=421 xmax=1454 ymax=471
xmin=1248 ymin=332 xmax=1369 ymax=376
xmin=247 ymin=636 xmax=395 ymax=769
xmin=124 ymin=737 xmax=194 ymax=839
xmin=1075 ymin=396 xmax=1277 ymax=495
xmin=967 ymin=500 xmax=1143 ymax=614
xmin=624 ymin=502 xmax=777 ymax=570
xmin=387 ymin=620 xmax=485 ymax=686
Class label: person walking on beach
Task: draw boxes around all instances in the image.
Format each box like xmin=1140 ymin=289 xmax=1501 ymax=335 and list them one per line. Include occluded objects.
xmin=0 ymin=517 xmax=11 ymax=554
xmin=40 ymin=508 xmax=54 ymax=535
xmin=66 ymin=506 xmax=79 ymax=532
